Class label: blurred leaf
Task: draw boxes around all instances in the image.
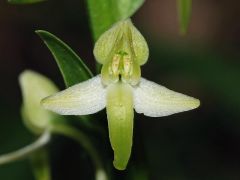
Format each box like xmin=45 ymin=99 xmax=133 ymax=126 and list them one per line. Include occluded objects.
xmin=36 ymin=30 xmax=93 ymax=87
xmin=177 ymin=0 xmax=192 ymax=35
xmin=8 ymin=0 xmax=46 ymax=4
xmin=19 ymin=70 xmax=59 ymax=135
xmin=87 ymin=0 xmax=145 ymax=41
xmin=30 ymin=148 xmax=51 ymax=180
xmin=127 ymin=166 xmax=149 ymax=180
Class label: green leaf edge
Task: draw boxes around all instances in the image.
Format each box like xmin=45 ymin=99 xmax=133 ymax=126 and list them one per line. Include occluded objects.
xmin=87 ymin=0 xmax=145 ymax=42
xmin=177 ymin=0 xmax=192 ymax=35
xmin=35 ymin=30 xmax=93 ymax=87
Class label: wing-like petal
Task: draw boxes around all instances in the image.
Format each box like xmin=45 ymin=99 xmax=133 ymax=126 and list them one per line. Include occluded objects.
xmin=133 ymin=78 xmax=200 ymax=117
xmin=41 ymin=75 xmax=106 ymax=115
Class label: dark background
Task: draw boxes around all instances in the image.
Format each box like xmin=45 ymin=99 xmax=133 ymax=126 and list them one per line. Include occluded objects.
xmin=0 ymin=0 xmax=240 ymax=179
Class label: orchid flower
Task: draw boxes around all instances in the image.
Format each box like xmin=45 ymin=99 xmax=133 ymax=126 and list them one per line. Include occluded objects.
xmin=41 ymin=19 xmax=200 ymax=170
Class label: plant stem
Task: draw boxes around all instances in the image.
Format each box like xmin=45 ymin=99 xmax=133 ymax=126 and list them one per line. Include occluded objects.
xmin=30 ymin=148 xmax=51 ymax=180
xmin=0 ymin=130 xmax=51 ymax=165
xmin=49 ymin=124 xmax=108 ymax=180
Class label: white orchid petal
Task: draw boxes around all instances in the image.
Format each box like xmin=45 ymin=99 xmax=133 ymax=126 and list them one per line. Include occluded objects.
xmin=133 ymin=78 xmax=200 ymax=117
xmin=41 ymin=75 xmax=106 ymax=115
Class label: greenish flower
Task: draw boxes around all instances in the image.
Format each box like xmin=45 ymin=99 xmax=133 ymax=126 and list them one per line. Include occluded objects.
xmin=0 ymin=70 xmax=108 ymax=180
xmin=41 ymin=19 xmax=200 ymax=170
xmin=20 ymin=70 xmax=59 ymax=134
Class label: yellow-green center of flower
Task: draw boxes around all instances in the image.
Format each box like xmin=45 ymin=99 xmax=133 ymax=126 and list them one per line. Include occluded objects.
xmin=101 ymin=50 xmax=140 ymax=86
xmin=109 ymin=51 xmax=133 ymax=80
xmin=93 ymin=19 xmax=149 ymax=86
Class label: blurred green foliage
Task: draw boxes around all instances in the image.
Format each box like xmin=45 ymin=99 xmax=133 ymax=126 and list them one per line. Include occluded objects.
xmin=177 ymin=0 xmax=192 ymax=35
xmin=86 ymin=0 xmax=144 ymax=41
xmin=8 ymin=0 xmax=46 ymax=4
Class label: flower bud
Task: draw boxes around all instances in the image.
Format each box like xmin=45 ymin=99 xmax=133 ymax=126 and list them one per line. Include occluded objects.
xmin=19 ymin=70 xmax=59 ymax=134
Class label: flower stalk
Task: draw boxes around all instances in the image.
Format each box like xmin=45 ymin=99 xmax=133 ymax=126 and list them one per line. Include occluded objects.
xmin=49 ymin=124 xmax=108 ymax=180
xmin=0 ymin=130 xmax=51 ymax=165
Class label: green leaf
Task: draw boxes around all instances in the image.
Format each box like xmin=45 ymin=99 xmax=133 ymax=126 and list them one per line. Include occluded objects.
xmin=87 ymin=0 xmax=145 ymax=41
xmin=8 ymin=0 xmax=46 ymax=4
xmin=30 ymin=148 xmax=51 ymax=180
xmin=36 ymin=30 xmax=93 ymax=87
xmin=177 ymin=0 xmax=192 ymax=35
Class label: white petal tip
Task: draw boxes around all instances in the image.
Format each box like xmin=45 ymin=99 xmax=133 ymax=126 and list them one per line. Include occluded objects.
xmin=40 ymin=95 xmax=72 ymax=115
xmin=191 ymin=98 xmax=200 ymax=109
xmin=133 ymin=77 xmax=201 ymax=117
